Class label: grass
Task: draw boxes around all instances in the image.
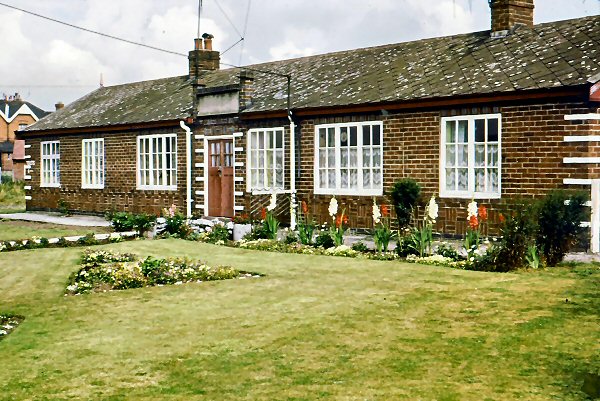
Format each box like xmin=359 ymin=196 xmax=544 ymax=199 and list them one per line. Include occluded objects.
xmin=0 ymin=220 xmax=111 ymax=241
xmin=0 ymin=239 xmax=598 ymax=400
xmin=0 ymin=181 xmax=25 ymax=213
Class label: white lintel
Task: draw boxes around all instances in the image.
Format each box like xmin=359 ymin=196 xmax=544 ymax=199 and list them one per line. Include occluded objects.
xmin=563 ymin=157 xmax=600 ymax=164
xmin=563 ymin=178 xmax=592 ymax=185
xmin=564 ymin=113 xmax=600 ymax=121
xmin=564 ymin=135 xmax=600 ymax=142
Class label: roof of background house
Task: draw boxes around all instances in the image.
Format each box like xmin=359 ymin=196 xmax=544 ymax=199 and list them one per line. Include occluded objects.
xmin=25 ymin=14 xmax=600 ymax=132
xmin=0 ymin=99 xmax=49 ymax=120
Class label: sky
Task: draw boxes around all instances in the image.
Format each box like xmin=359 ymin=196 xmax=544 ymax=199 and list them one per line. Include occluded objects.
xmin=0 ymin=0 xmax=599 ymax=111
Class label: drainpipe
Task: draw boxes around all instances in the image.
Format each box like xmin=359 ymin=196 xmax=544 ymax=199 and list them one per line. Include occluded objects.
xmin=180 ymin=120 xmax=193 ymax=219
xmin=288 ymin=112 xmax=296 ymax=230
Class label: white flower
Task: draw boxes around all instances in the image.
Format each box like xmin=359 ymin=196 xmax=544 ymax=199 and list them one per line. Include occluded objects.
xmin=372 ymin=199 xmax=381 ymax=224
xmin=467 ymin=200 xmax=478 ymax=220
xmin=267 ymin=193 xmax=277 ymax=211
xmin=427 ymin=195 xmax=438 ymax=222
xmin=328 ymin=196 xmax=338 ymax=217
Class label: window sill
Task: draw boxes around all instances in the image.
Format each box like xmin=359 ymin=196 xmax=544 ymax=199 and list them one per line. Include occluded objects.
xmin=82 ymin=185 xmax=105 ymax=190
xmin=314 ymin=188 xmax=383 ymax=197
xmin=136 ymin=186 xmax=178 ymax=191
xmin=40 ymin=184 xmax=61 ymax=188
xmin=439 ymin=191 xmax=501 ymax=200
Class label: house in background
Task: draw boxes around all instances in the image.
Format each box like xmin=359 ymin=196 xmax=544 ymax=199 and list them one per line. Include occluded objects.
xmin=18 ymin=0 xmax=600 ymax=249
xmin=0 ymin=93 xmax=50 ymax=180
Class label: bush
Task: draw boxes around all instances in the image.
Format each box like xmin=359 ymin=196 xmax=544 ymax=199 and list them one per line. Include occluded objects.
xmin=314 ymin=231 xmax=335 ymax=249
xmin=389 ymin=179 xmax=421 ymax=228
xmin=206 ymin=222 xmax=232 ymax=243
xmin=284 ymin=231 xmax=299 ymax=244
xmin=470 ymin=202 xmax=537 ymax=272
xmin=130 ymin=213 xmax=157 ymax=236
xmin=537 ymin=190 xmax=588 ymax=266
xmin=351 ymin=241 xmax=369 ymax=253
xmin=106 ymin=211 xmax=135 ymax=232
xmin=396 ymin=234 xmax=417 ymax=257
xmin=436 ymin=243 xmax=462 ymax=261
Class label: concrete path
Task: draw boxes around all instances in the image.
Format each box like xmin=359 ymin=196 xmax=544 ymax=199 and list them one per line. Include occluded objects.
xmin=0 ymin=212 xmax=110 ymax=227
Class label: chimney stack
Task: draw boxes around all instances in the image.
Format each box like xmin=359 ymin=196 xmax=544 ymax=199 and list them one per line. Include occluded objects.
xmin=490 ymin=0 xmax=534 ymax=33
xmin=55 ymin=101 xmax=64 ymax=111
xmin=188 ymin=33 xmax=220 ymax=82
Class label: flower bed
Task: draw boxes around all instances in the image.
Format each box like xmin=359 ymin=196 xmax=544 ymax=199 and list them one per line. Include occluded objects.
xmin=0 ymin=314 xmax=24 ymax=340
xmin=65 ymin=249 xmax=260 ymax=295
xmin=0 ymin=232 xmax=137 ymax=253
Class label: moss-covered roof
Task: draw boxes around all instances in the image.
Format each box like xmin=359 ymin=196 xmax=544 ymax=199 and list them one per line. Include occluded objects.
xmin=27 ymin=15 xmax=600 ymax=132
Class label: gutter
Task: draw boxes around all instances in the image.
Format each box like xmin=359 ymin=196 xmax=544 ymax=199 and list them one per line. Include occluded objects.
xmin=180 ymin=120 xmax=193 ymax=219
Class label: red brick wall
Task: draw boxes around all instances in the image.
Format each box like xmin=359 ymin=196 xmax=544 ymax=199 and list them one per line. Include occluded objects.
xmin=25 ymin=127 xmax=186 ymax=215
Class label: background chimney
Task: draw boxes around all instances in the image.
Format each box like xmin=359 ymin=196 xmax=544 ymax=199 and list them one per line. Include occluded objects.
xmin=55 ymin=101 xmax=64 ymax=111
xmin=188 ymin=33 xmax=220 ymax=81
xmin=490 ymin=0 xmax=534 ymax=33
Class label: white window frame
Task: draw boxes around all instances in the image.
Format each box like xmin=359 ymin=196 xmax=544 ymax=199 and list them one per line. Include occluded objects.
xmin=313 ymin=121 xmax=384 ymax=196
xmin=439 ymin=113 xmax=502 ymax=199
xmin=136 ymin=133 xmax=177 ymax=190
xmin=18 ymin=123 xmax=28 ymax=131
xmin=40 ymin=140 xmax=60 ymax=187
xmin=246 ymin=127 xmax=286 ymax=194
xmin=81 ymin=138 xmax=105 ymax=189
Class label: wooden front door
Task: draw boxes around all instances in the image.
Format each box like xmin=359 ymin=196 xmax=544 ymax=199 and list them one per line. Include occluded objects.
xmin=208 ymin=139 xmax=234 ymax=217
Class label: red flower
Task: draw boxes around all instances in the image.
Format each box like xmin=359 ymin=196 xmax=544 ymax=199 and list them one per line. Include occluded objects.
xmin=301 ymin=200 xmax=309 ymax=215
xmin=335 ymin=213 xmax=349 ymax=228
xmin=478 ymin=205 xmax=488 ymax=221
xmin=381 ymin=204 xmax=389 ymax=217
xmin=499 ymin=213 xmax=505 ymax=223
xmin=261 ymin=207 xmax=267 ymax=220
xmin=468 ymin=214 xmax=479 ymax=230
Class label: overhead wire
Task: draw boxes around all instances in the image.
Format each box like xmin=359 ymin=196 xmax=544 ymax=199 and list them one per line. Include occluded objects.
xmin=0 ymin=1 xmax=186 ymax=57
xmin=239 ymin=0 xmax=252 ymax=65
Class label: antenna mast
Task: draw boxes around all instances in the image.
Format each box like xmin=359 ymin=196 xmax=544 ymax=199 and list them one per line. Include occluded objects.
xmin=197 ymin=0 xmax=202 ymax=38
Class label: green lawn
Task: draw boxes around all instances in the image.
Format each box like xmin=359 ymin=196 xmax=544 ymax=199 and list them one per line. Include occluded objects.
xmin=0 ymin=181 xmax=25 ymax=214
xmin=0 ymin=240 xmax=598 ymax=400
xmin=0 ymin=220 xmax=111 ymax=241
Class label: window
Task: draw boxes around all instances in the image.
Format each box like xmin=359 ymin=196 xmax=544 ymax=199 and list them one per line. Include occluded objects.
xmin=41 ymin=141 xmax=60 ymax=187
xmin=247 ymin=128 xmax=285 ymax=192
xmin=18 ymin=123 xmax=28 ymax=131
xmin=440 ymin=114 xmax=501 ymax=198
xmin=314 ymin=121 xmax=383 ymax=196
xmin=137 ymin=134 xmax=177 ymax=190
xmin=82 ymin=138 xmax=104 ymax=189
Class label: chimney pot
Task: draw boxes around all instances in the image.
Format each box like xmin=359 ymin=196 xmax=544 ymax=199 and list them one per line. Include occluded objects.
xmin=55 ymin=102 xmax=64 ymax=110
xmin=194 ymin=38 xmax=202 ymax=50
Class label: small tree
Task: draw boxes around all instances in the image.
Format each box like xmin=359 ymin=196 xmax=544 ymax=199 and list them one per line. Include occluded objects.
xmin=537 ymin=190 xmax=588 ymax=266
xmin=389 ymin=178 xmax=421 ymax=228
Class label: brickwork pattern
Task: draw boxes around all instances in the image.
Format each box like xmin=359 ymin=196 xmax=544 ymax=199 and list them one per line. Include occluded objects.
xmin=26 ymin=127 xmax=186 ymax=215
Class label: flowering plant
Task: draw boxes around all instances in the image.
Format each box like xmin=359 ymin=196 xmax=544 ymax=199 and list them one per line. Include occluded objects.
xmin=326 ymin=196 xmax=348 ymax=246
xmin=297 ymin=199 xmax=316 ymax=245
xmin=372 ymin=199 xmax=395 ymax=252
xmin=464 ymin=201 xmax=488 ymax=253
xmin=232 ymin=212 xmax=251 ymax=224
xmin=408 ymin=195 xmax=437 ymax=257
xmin=262 ymin=193 xmax=279 ymax=240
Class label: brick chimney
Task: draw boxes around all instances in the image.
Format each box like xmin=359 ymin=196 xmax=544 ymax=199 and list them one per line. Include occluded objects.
xmin=239 ymin=70 xmax=254 ymax=110
xmin=490 ymin=0 xmax=534 ymax=33
xmin=188 ymin=33 xmax=220 ymax=82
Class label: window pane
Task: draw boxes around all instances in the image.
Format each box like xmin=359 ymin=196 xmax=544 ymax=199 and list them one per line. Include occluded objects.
xmin=372 ymin=125 xmax=381 ymax=145
xmin=446 ymin=145 xmax=455 ymax=167
xmin=475 ymin=145 xmax=485 ymax=167
xmin=458 ymin=121 xmax=468 ymax=142
xmin=341 ymin=170 xmax=349 ymax=188
xmin=363 ymin=170 xmax=371 ymax=188
xmin=458 ymin=168 xmax=468 ymax=190
xmin=457 ymin=144 xmax=468 ymax=167
xmin=446 ymin=120 xmax=456 ymax=143
xmin=445 ymin=168 xmax=455 ymax=191
xmin=372 ymin=148 xmax=381 ymax=168
xmin=319 ymin=128 xmax=326 ymax=147
xmin=340 ymin=127 xmax=348 ymax=146
xmin=475 ymin=119 xmax=485 ymax=142
xmin=328 ymin=170 xmax=335 ymax=188
xmin=327 ymin=128 xmax=335 ymax=147
xmin=362 ymin=148 xmax=371 ymax=168
xmin=362 ymin=125 xmax=371 ymax=145
xmin=488 ymin=118 xmax=499 ymax=142
xmin=350 ymin=127 xmax=357 ymax=146
xmin=488 ymin=145 xmax=499 ymax=167
xmin=475 ymin=168 xmax=485 ymax=192
xmin=276 ymin=130 xmax=283 ymax=148
xmin=340 ymin=149 xmax=348 ymax=168
xmin=488 ymin=168 xmax=499 ymax=192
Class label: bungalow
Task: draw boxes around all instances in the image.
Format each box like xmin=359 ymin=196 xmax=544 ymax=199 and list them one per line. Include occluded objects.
xmin=19 ymin=0 xmax=600 ymax=248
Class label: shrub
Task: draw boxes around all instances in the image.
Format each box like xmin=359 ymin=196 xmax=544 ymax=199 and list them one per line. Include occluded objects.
xmin=536 ymin=190 xmax=588 ymax=266
xmin=470 ymin=202 xmax=537 ymax=272
xmin=130 ymin=213 xmax=157 ymax=236
xmin=206 ymin=222 xmax=232 ymax=243
xmin=396 ymin=234 xmax=417 ymax=257
xmin=77 ymin=233 xmax=99 ymax=246
xmin=314 ymin=231 xmax=335 ymax=249
xmin=351 ymin=241 xmax=369 ymax=253
xmin=106 ymin=211 xmax=135 ymax=232
xmin=57 ymin=199 xmax=70 ymax=216
xmin=436 ymin=243 xmax=462 ymax=261
xmin=284 ymin=231 xmax=299 ymax=244
xmin=389 ymin=178 xmax=421 ymax=228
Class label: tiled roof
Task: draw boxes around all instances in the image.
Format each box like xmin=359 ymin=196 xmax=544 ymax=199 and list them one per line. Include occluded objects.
xmin=27 ymin=76 xmax=194 ymax=132
xmin=26 ymin=15 xmax=600 ymax=132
